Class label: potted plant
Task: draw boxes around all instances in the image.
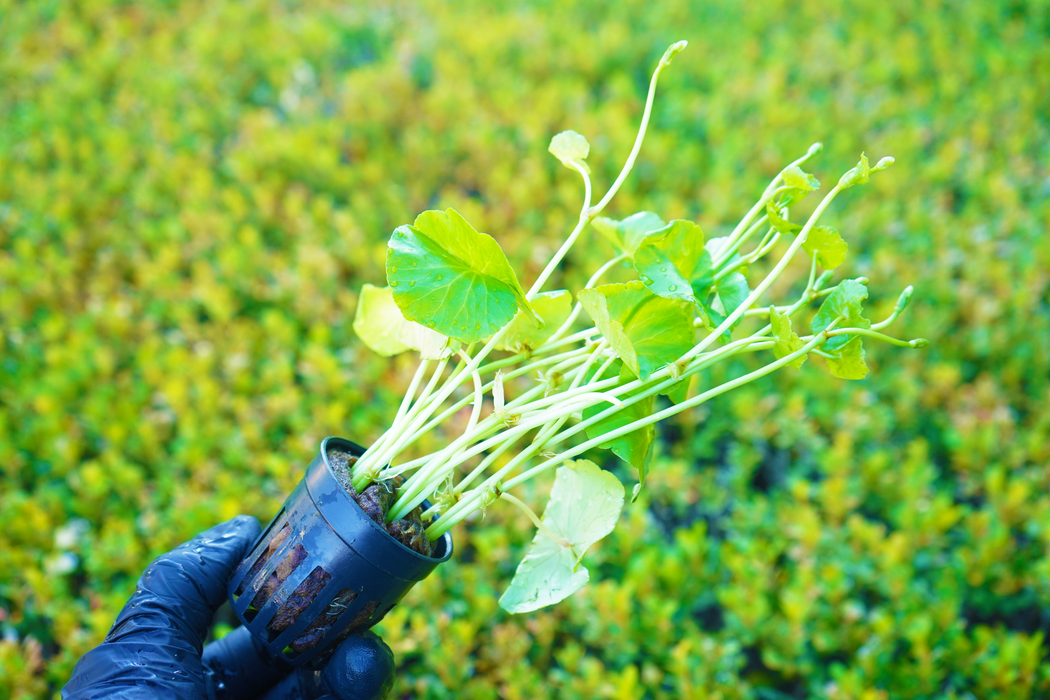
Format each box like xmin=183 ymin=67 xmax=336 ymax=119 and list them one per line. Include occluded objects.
xmin=227 ymin=40 xmax=925 ymax=665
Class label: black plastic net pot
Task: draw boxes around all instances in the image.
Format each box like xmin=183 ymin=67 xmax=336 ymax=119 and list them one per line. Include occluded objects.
xmin=227 ymin=436 xmax=453 ymax=666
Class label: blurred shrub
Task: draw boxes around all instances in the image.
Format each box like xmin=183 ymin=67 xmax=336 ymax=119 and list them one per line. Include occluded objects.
xmin=2 ymin=0 xmax=1049 ymax=697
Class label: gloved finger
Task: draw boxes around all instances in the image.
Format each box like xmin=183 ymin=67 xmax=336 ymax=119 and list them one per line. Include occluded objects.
xmin=63 ymin=516 xmax=262 ymax=700
xmin=104 ymin=515 xmax=262 ymax=652
xmin=202 ymin=625 xmax=292 ymax=700
xmin=257 ymin=631 xmax=395 ymax=700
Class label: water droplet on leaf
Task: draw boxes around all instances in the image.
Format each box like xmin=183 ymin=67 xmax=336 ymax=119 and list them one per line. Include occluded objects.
xmin=669 ymin=285 xmax=678 ymax=291
xmin=390 ymin=282 xmax=398 ymax=287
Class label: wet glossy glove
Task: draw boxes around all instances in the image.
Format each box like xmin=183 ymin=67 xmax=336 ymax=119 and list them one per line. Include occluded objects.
xmin=63 ymin=516 xmax=395 ymax=700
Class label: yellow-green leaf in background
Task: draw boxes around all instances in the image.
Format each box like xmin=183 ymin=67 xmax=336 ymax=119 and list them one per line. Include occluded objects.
xmin=825 ymin=335 xmax=869 ymax=380
xmin=781 ymin=164 xmax=820 ymax=192
xmin=803 ymin=226 xmax=849 ymax=269
xmin=499 ymin=459 xmax=624 ymax=614
xmin=495 ymin=290 xmax=572 ymax=354
xmin=548 ymin=130 xmax=591 ymax=172
xmin=770 ymin=306 xmax=806 ymax=369
xmin=353 ymin=284 xmax=452 ymax=360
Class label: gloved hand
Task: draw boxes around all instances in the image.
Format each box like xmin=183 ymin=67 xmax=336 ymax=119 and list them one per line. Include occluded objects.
xmin=63 ymin=516 xmax=395 ymax=700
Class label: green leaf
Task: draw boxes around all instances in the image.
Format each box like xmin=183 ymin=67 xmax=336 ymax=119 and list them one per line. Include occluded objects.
xmin=766 ymin=202 xmax=801 ymax=235
xmin=577 ymin=281 xmax=694 ymax=380
xmin=549 ymin=130 xmax=590 ymax=172
xmin=803 ymin=226 xmax=848 ymax=269
xmin=633 ymin=220 xmax=707 ymax=303
xmin=387 ymin=208 xmax=537 ymax=344
xmin=499 ymin=459 xmax=625 ymax=613
xmin=811 ymin=279 xmax=870 ymax=351
xmin=770 ymin=306 xmax=806 ymax=369
xmin=781 ymin=164 xmax=820 ymax=192
xmin=353 ymin=284 xmax=452 ymax=359
xmin=495 ymin=290 xmax=572 ymax=353
xmin=698 ymin=271 xmax=751 ymax=338
xmin=590 ymin=212 xmax=666 ymax=256
xmin=711 ymin=272 xmax=750 ymax=319
xmin=825 ymin=335 xmax=869 ymax=380
xmin=583 ymin=361 xmax=656 ymax=481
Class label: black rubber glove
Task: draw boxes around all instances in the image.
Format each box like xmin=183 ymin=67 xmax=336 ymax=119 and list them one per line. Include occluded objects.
xmin=62 ymin=516 xmax=395 ymax=700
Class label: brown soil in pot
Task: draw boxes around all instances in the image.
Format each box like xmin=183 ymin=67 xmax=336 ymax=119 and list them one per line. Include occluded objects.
xmin=327 ymin=448 xmax=433 ymax=558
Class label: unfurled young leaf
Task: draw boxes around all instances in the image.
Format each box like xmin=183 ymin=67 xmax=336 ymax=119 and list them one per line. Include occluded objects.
xmin=353 ymin=284 xmax=452 ymax=359
xmin=770 ymin=306 xmax=806 ymax=369
xmin=387 ymin=208 xmax=537 ymax=344
xmin=590 ymin=212 xmax=666 ymax=256
xmin=825 ymin=335 xmax=869 ymax=379
xmin=838 ymin=152 xmax=893 ymax=190
xmin=839 ymin=152 xmax=871 ymax=189
xmin=499 ymin=459 xmax=624 ymax=613
xmin=803 ymin=225 xmax=849 ymax=269
xmin=549 ymin=130 xmax=591 ymax=172
xmin=633 ymin=220 xmax=708 ymax=303
xmin=811 ymin=279 xmax=870 ymax=351
xmin=766 ymin=202 xmax=802 ymax=235
xmin=577 ymin=281 xmax=694 ymax=380
xmin=496 ymin=290 xmax=572 ymax=353
xmin=584 ymin=361 xmax=656 ymax=482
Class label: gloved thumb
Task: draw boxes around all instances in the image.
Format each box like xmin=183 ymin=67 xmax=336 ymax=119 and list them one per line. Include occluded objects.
xmin=63 ymin=515 xmax=261 ymax=700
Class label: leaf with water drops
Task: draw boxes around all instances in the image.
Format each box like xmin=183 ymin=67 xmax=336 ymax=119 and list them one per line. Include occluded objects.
xmin=499 ymin=459 xmax=624 ymax=613
xmin=387 ymin=208 xmax=538 ymax=344
xmin=577 ymin=281 xmax=694 ymax=380
xmin=633 ymin=220 xmax=708 ymax=303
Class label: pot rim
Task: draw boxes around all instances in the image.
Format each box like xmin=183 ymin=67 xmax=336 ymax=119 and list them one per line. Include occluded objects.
xmin=318 ymin=435 xmax=454 ymax=564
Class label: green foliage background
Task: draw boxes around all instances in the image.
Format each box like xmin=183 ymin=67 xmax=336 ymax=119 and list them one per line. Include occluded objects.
xmin=2 ymin=0 xmax=1049 ymax=697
